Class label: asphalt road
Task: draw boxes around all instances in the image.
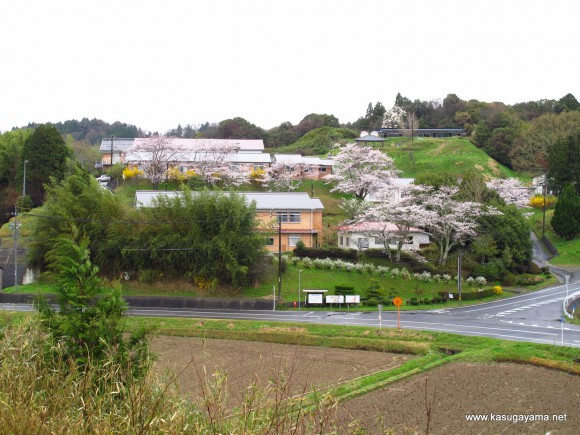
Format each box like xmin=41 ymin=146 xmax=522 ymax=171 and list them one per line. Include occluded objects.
xmin=2 ymin=277 xmax=579 ymax=348
xmin=123 ymin=280 xmax=580 ymax=348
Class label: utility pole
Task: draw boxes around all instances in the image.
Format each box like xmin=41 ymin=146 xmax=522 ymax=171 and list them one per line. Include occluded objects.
xmin=457 ymin=253 xmax=463 ymax=305
xmin=12 ymin=210 xmax=19 ymax=291
xmin=542 ymin=174 xmax=547 ymax=238
xmin=109 ymin=136 xmax=115 ymax=169
xmin=277 ymin=214 xmax=282 ymax=304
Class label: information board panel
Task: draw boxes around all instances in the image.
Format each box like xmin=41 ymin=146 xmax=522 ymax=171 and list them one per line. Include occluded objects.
xmin=326 ymin=295 xmax=344 ymax=304
xmin=308 ymin=294 xmax=323 ymax=304
xmin=345 ymin=295 xmax=361 ymax=304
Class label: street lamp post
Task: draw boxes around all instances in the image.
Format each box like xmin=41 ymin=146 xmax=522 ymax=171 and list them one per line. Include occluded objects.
xmin=298 ymin=269 xmax=303 ymax=311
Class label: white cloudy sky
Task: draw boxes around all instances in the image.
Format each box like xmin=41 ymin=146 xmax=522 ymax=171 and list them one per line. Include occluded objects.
xmin=1 ymin=0 xmax=578 ymax=133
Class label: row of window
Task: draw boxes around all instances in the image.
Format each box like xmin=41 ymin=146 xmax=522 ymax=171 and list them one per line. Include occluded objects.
xmin=266 ymin=235 xmax=301 ymax=246
xmin=339 ymin=236 xmax=414 ymax=246
xmin=277 ymin=211 xmax=301 ymax=223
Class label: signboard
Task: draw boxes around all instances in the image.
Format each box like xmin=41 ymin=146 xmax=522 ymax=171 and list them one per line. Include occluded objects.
xmin=393 ymin=297 xmax=403 ymax=307
xmin=448 ymin=293 xmax=454 ymax=299
xmin=326 ymin=295 xmax=344 ymax=304
xmin=345 ymin=295 xmax=360 ymax=304
xmin=308 ymin=294 xmax=323 ymax=304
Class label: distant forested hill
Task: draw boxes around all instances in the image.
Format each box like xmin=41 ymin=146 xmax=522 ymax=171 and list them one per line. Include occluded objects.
xmin=24 ymin=118 xmax=143 ymax=145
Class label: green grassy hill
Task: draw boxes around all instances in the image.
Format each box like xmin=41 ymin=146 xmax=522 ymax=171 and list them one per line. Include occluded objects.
xmin=378 ymin=136 xmax=521 ymax=180
xmin=269 ymin=126 xmax=357 ymax=155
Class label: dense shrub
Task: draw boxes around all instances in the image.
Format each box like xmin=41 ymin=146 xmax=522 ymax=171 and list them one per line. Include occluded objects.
xmin=334 ymin=285 xmax=355 ymax=295
xmin=528 ymin=262 xmax=542 ymax=275
xmin=501 ymin=272 xmax=517 ymax=286
xmin=362 ymin=249 xmax=390 ymax=258
xmin=366 ymin=297 xmax=379 ymax=307
xmin=139 ymin=269 xmax=160 ymax=284
xmin=515 ymin=274 xmax=545 ymax=286
xmin=472 ymin=259 xmax=507 ymax=281
xmin=293 ymin=247 xmax=358 ymax=260
xmin=409 ymin=297 xmax=419 ymax=306
xmin=366 ymin=279 xmax=384 ymax=300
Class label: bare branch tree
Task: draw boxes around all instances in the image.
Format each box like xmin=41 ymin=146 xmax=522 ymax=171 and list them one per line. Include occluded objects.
xmin=128 ymin=136 xmax=182 ymax=189
xmin=401 ymin=111 xmax=419 ymax=167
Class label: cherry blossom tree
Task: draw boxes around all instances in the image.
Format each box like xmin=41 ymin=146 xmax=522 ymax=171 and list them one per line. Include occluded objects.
xmin=416 ymin=186 xmax=500 ymax=265
xmin=185 ymin=140 xmax=243 ymax=187
xmin=128 ymin=136 xmax=182 ymax=189
xmin=325 ymin=143 xmax=398 ymax=199
xmin=382 ymin=105 xmax=405 ymax=129
xmin=486 ymin=178 xmax=531 ymax=208
xmin=361 ymin=185 xmax=431 ymax=261
xmin=261 ymin=162 xmax=305 ymax=191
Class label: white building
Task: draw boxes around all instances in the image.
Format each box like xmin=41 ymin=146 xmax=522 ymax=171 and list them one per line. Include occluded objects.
xmin=337 ymin=221 xmax=430 ymax=251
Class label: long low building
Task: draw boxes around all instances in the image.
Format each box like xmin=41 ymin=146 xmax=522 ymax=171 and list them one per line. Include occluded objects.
xmin=135 ymin=190 xmax=325 ymax=252
xmin=99 ymin=138 xmax=334 ymax=178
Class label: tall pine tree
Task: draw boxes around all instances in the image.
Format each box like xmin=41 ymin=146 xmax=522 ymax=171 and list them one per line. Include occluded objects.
xmin=551 ymin=184 xmax=579 ymax=240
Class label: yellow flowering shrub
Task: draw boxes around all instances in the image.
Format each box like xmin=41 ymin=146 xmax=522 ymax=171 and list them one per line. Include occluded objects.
xmin=493 ymin=285 xmax=503 ymax=295
xmin=529 ymin=195 xmax=556 ymax=209
xmin=122 ymin=167 xmax=143 ymax=179
xmin=250 ymin=169 xmax=265 ymax=181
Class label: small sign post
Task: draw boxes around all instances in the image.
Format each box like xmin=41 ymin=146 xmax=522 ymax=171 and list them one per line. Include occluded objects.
xmin=561 ymin=315 xmax=565 ymax=346
xmin=378 ymin=304 xmax=383 ymax=330
xmin=393 ymin=297 xmax=403 ymax=330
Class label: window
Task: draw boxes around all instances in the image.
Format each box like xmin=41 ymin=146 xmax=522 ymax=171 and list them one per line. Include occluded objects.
xmin=266 ymin=237 xmax=274 ymax=246
xmin=319 ymin=166 xmax=327 ymax=172
xmin=288 ymin=235 xmax=301 ymax=247
xmin=346 ymin=237 xmax=350 ymax=246
xmin=254 ymin=164 xmax=264 ymax=171
xmin=374 ymin=237 xmax=382 ymax=245
xmin=358 ymin=238 xmax=369 ymax=249
xmin=339 ymin=236 xmax=344 ymax=245
xmin=277 ymin=211 xmax=301 ymax=223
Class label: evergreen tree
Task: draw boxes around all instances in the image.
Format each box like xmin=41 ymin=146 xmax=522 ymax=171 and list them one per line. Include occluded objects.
xmin=551 ymin=184 xmax=579 ymax=240
xmin=38 ymin=234 xmax=149 ymax=374
xmin=548 ymin=132 xmax=579 ymax=195
xmin=22 ymin=124 xmax=72 ymax=204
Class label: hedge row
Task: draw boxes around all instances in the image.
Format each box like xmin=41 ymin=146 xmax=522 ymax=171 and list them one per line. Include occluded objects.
xmin=293 ymin=247 xmax=358 ymax=260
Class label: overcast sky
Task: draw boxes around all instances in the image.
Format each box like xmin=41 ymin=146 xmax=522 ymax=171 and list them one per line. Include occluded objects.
xmin=1 ymin=0 xmax=578 ymax=134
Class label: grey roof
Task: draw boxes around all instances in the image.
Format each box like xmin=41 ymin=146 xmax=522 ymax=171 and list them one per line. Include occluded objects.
xmin=355 ymin=135 xmax=386 ymax=142
xmin=100 ymin=138 xmax=265 ymax=153
xmin=135 ymin=191 xmax=324 ymax=210
xmin=274 ymin=154 xmax=334 ymax=166
xmin=99 ymin=138 xmax=136 ymax=153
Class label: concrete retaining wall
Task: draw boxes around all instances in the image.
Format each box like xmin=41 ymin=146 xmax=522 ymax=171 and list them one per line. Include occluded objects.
xmin=0 ymin=293 xmax=273 ymax=310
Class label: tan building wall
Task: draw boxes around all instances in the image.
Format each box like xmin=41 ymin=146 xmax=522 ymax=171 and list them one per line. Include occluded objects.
xmin=257 ymin=210 xmax=323 ymax=252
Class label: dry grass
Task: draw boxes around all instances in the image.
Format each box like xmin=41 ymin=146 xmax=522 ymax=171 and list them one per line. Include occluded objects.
xmin=0 ymin=313 xmax=343 ymax=434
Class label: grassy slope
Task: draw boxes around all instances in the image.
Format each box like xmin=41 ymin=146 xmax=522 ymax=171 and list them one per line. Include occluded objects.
xmin=377 ymin=136 xmax=521 ymax=179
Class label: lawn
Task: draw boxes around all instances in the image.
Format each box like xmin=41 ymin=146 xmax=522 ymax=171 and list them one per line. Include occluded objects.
xmin=378 ymin=137 xmax=522 ymax=180
xmin=529 ymin=208 xmax=580 ymax=266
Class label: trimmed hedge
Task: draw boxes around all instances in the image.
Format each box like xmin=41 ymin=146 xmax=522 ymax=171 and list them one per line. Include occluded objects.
xmin=293 ymin=247 xmax=358 ymax=260
xmin=334 ymin=285 xmax=356 ymax=295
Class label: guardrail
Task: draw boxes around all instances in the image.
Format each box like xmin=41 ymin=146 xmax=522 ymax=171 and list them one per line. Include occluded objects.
xmin=563 ymin=290 xmax=580 ymax=319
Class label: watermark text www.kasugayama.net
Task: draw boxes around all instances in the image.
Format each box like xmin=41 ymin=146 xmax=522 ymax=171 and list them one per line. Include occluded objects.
xmin=465 ymin=414 xmax=567 ymax=423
